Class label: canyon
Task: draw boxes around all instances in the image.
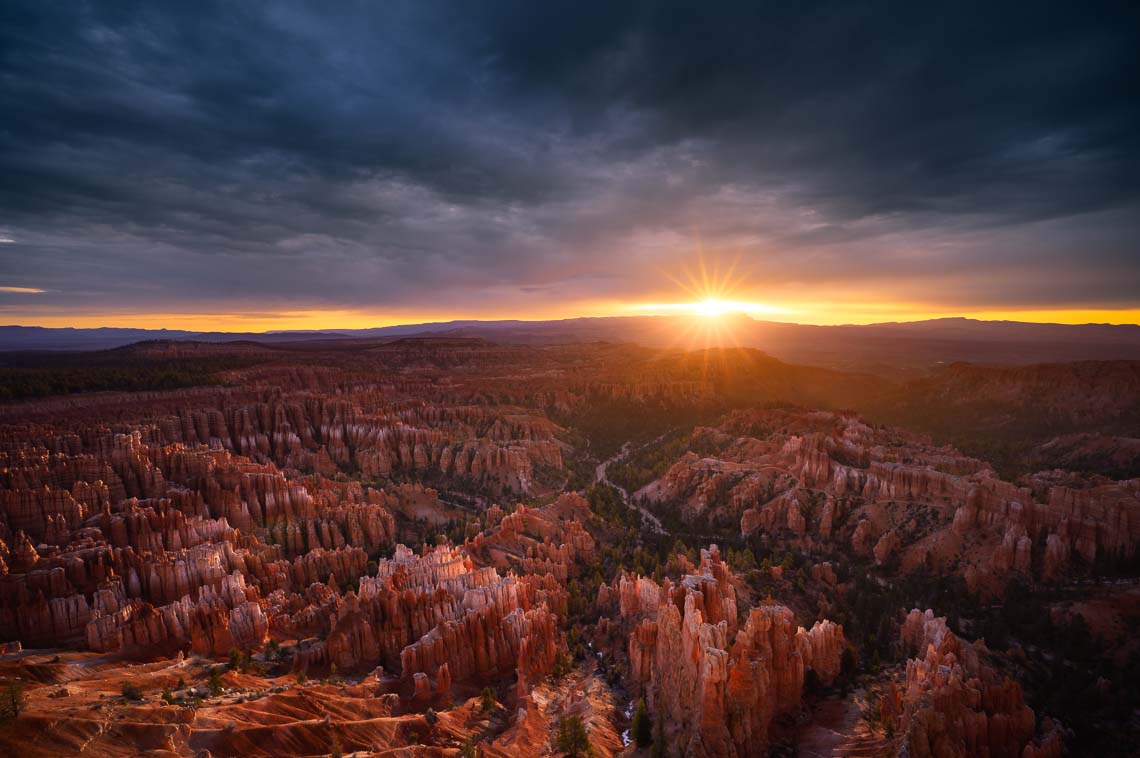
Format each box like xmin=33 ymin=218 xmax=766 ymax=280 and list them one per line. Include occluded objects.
xmin=0 ymin=338 xmax=1136 ymax=755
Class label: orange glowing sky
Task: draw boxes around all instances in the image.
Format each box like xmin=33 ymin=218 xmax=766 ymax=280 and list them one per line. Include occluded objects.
xmin=3 ymin=256 xmax=1139 ymax=331
xmin=0 ymin=249 xmax=1135 ymax=332
xmin=4 ymin=296 xmax=1137 ymax=332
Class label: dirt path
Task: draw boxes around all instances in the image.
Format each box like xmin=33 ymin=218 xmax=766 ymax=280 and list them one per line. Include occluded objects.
xmin=595 ymin=442 xmax=665 ymax=533
xmin=796 ymin=687 xmax=897 ymax=758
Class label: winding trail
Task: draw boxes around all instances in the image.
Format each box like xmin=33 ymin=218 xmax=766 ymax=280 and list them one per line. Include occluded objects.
xmin=594 ymin=441 xmax=665 ymax=533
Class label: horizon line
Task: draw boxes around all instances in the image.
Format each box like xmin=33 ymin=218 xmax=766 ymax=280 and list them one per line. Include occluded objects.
xmin=3 ymin=312 xmax=1140 ymax=334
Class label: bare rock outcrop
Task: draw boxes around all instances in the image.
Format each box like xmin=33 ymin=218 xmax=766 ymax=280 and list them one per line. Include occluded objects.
xmin=623 ymin=546 xmax=845 ymax=757
xmin=891 ymin=609 xmax=1065 ymax=758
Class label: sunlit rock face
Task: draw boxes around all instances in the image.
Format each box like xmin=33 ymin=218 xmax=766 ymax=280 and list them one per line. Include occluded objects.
xmin=0 ymin=345 xmax=580 ymax=653
xmin=0 ymin=343 xmax=633 ymax=757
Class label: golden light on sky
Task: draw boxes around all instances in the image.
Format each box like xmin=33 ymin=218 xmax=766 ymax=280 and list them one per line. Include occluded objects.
xmin=625 ymin=256 xmax=791 ymax=319
xmin=0 ymin=286 xmax=48 ymax=294
xmin=630 ymin=299 xmax=790 ymax=318
xmin=3 ymin=302 xmax=1140 ymax=332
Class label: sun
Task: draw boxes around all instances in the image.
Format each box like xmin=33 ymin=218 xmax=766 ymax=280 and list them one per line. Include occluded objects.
xmin=692 ymin=298 xmax=764 ymax=317
xmin=691 ymin=298 xmax=726 ymax=317
xmin=632 ymin=297 xmax=786 ymax=319
xmin=625 ymin=253 xmax=792 ymax=329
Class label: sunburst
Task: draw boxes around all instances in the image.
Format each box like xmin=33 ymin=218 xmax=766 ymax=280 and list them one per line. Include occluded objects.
xmin=620 ymin=253 xmax=789 ymax=383
xmin=631 ymin=253 xmax=787 ymax=323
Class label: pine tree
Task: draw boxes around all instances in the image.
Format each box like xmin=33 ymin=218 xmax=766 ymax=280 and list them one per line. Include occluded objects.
xmin=632 ymin=698 xmax=652 ymax=748
xmin=0 ymin=682 xmax=25 ymax=720
xmin=556 ymin=714 xmax=591 ymax=757
xmin=480 ymin=686 xmax=497 ymax=712
xmin=227 ymin=647 xmax=242 ymax=670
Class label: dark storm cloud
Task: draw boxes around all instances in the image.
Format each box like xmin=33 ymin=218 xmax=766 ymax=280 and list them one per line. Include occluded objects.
xmin=0 ymin=0 xmax=1137 ymax=318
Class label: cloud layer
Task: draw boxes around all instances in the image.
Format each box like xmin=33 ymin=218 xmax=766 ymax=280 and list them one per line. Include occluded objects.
xmin=1 ymin=1 xmax=1138 ymax=324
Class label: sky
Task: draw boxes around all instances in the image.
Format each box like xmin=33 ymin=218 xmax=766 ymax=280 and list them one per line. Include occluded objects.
xmin=1 ymin=1 xmax=1138 ymax=330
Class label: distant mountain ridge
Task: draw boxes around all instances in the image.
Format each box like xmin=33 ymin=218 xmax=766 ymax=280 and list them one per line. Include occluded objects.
xmin=3 ymin=316 xmax=1139 ymax=372
xmin=0 ymin=325 xmax=355 ymax=351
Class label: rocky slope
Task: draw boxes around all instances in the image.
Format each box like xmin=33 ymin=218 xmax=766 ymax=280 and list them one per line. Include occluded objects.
xmin=640 ymin=407 xmax=1140 ymax=594
xmin=884 ymin=609 xmax=1065 ymax=758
